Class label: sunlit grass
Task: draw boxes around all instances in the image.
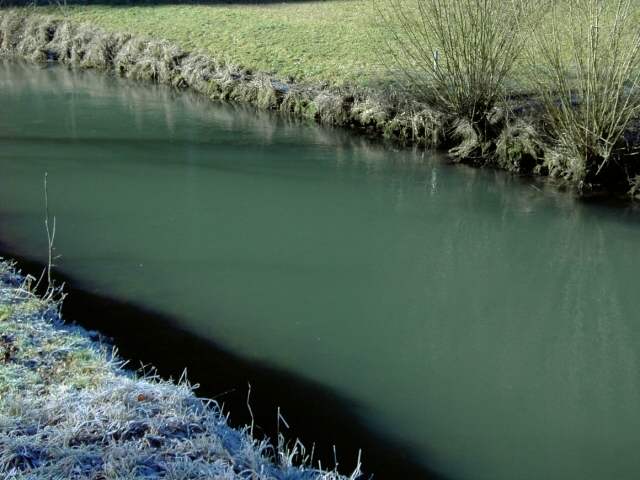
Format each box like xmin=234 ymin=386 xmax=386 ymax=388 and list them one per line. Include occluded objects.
xmin=30 ymin=1 xmax=640 ymax=91
xmin=41 ymin=2 xmax=387 ymax=87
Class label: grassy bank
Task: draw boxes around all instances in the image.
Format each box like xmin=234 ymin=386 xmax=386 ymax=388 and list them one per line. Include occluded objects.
xmin=1 ymin=4 xmax=640 ymax=198
xmin=31 ymin=2 xmax=640 ymax=88
xmin=0 ymin=9 xmax=447 ymax=147
xmin=44 ymin=2 xmax=384 ymax=88
xmin=0 ymin=259 xmax=358 ymax=479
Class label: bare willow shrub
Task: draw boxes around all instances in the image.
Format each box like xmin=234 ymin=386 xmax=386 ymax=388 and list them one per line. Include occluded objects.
xmin=522 ymin=0 xmax=640 ymax=186
xmin=376 ymin=0 xmax=532 ymax=156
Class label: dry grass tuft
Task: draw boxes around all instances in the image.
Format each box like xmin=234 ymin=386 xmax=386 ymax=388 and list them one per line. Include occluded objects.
xmin=114 ymin=37 xmax=185 ymax=84
xmin=495 ymin=119 xmax=542 ymax=173
xmin=350 ymin=96 xmax=389 ymax=127
xmin=313 ymin=91 xmax=351 ymax=125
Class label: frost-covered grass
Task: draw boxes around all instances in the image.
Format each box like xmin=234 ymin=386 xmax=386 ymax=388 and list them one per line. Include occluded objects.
xmin=0 ymin=260 xmax=360 ymax=480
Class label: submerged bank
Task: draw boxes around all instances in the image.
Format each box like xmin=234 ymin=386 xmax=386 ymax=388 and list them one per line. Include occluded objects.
xmin=1 ymin=8 xmax=638 ymax=199
xmin=0 ymin=259 xmax=359 ymax=479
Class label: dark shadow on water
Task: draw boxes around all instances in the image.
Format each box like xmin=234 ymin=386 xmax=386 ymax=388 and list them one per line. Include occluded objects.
xmin=0 ymin=245 xmax=444 ymax=480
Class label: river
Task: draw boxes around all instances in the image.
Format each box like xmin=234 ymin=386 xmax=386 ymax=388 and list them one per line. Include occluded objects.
xmin=1 ymin=60 xmax=640 ymax=480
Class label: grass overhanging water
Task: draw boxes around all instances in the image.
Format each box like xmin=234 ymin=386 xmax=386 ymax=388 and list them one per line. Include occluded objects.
xmin=1 ymin=2 xmax=640 ymax=196
xmin=523 ymin=0 xmax=640 ymax=190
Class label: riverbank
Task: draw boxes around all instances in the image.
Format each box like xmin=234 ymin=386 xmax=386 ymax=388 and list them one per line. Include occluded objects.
xmin=0 ymin=7 xmax=640 ymax=198
xmin=0 ymin=259 xmax=358 ymax=479
xmin=0 ymin=8 xmax=443 ymax=143
xmin=1 ymin=7 xmax=639 ymax=198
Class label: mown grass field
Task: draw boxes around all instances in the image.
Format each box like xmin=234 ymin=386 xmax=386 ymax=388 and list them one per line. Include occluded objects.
xmin=26 ymin=2 xmax=640 ymax=89
xmin=43 ymin=2 xmax=386 ymax=87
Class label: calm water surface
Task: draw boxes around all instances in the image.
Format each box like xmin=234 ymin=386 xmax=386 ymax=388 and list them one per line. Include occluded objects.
xmin=1 ymin=62 xmax=640 ymax=480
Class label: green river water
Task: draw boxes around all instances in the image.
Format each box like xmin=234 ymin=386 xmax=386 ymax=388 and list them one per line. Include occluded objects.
xmin=1 ymin=61 xmax=640 ymax=480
